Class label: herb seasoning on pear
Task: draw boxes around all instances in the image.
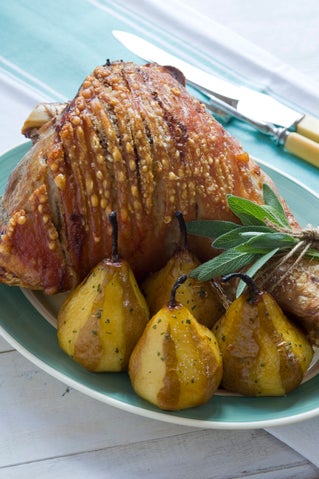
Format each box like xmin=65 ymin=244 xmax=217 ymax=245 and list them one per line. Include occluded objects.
xmin=142 ymin=211 xmax=224 ymax=328
xmin=129 ymin=274 xmax=223 ymax=410
xmin=57 ymin=211 xmax=149 ymax=372
xmin=213 ymin=273 xmax=314 ymax=396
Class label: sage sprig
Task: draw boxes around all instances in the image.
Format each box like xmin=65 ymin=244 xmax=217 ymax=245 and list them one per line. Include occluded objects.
xmin=187 ymin=184 xmax=319 ymax=290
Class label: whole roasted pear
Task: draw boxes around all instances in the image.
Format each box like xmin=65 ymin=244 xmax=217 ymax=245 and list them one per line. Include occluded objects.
xmin=142 ymin=211 xmax=224 ymax=328
xmin=129 ymin=275 xmax=223 ymax=410
xmin=57 ymin=211 xmax=149 ymax=372
xmin=213 ymin=273 xmax=314 ymax=396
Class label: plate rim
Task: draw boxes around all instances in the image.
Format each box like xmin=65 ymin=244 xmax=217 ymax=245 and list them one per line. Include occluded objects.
xmin=1 ymin=321 xmax=319 ymax=430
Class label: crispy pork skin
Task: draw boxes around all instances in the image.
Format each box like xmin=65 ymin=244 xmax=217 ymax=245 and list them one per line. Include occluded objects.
xmin=0 ymin=61 xmax=318 ymax=344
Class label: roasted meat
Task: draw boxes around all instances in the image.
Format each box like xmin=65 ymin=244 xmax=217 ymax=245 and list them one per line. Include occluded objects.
xmin=0 ymin=61 xmax=318 ymax=343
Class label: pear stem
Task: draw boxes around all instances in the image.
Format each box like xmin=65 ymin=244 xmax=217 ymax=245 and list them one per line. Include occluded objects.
xmin=169 ymin=274 xmax=187 ymax=308
xmin=175 ymin=211 xmax=188 ymax=250
xmin=109 ymin=211 xmax=119 ymax=263
xmin=221 ymin=273 xmax=262 ymax=304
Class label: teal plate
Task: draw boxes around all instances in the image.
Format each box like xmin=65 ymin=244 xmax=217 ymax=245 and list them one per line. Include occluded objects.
xmin=1 ymin=143 xmax=319 ymax=429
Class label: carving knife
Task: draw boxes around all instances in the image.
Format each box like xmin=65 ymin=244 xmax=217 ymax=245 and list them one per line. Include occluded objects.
xmin=113 ymin=30 xmax=319 ymax=167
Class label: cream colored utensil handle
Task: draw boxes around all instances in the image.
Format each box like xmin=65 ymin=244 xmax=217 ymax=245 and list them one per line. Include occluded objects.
xmin=285 ymin=132 xmax=319 ymax=167
xmin=296 ymin=115 xmax=319 ymax=143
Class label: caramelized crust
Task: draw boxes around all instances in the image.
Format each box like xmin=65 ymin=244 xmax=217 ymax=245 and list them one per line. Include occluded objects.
xmin=0 ymin=61 xmax=295 ymax=294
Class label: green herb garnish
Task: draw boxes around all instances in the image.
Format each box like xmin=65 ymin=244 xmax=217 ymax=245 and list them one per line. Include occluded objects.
xmin=187 ymin=184 xmax=319 ymax=294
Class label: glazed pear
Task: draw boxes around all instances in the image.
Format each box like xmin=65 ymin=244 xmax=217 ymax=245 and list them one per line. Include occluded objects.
xmin=129 ymin=275 xmax=223 ymax=410
xmin=142 ymin=211 xmax=224 ymax=328
xmin=57 ymin=211 xmax=149 ymax=372
xmin=213 ymin=273 xmax=314 ymax=396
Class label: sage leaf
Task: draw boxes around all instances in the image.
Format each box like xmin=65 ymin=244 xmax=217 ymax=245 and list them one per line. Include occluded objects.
xmin=235 ymin=233 xmax=297 ymax=254
xmin=227 ymin=195 xmax=290 ymax=228
xmin=190 ymin=250 xmax=256 ymax=281
xmin=307 ymin=248 xmax=319 ymax=259
xmin=213 ymin=225 xmax=273 ymax=249
xmin=236 ymin=248 xmax=279 ymax=297
xmin=262 ymin=184 xmax=291 ymax=228
xmin=187 ymin=183 xmax=318 ymax=283
xmin=186 ymin=220 xmax=240 ymax=238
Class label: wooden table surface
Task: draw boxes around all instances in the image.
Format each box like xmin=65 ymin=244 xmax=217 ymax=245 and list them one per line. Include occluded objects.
xmin=1 ymin=1 xmax=319 ymax=477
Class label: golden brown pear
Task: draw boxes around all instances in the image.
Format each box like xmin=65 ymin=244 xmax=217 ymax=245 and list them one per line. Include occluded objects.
xmin=142 ymin=211 xmax=224 ymax=328
xmin=129 ymin=275 xmax=223 ymax=410
xmin=213 ymin=273 xmax=314 ymax=396
xmin=57 ymin=212 xmax=149 ymax=372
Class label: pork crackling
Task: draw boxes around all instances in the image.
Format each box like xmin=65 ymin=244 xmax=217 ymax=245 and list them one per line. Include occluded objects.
xmin=0 ymin=61 xmax=318 ymax=344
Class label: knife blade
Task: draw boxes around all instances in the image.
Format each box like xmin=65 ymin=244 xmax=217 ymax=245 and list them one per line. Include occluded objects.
xmin=113 ymin=30 xmax=319 ymax=157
